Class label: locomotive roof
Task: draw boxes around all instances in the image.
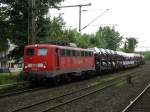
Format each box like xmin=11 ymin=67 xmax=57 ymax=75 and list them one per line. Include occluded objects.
xmin=25 ymin=44 xmax=144 ymax=58
xmin=25 ymin=44 xmax=93 ymax=52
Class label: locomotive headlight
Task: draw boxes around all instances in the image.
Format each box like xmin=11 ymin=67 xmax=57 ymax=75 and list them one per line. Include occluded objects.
xmin=35 ymin=44 xmax=38 ymax=47
xmin=24 ymin=65 xmax=28 ymax=69
xmin=43 ymin=65 xmax=46 ymax=68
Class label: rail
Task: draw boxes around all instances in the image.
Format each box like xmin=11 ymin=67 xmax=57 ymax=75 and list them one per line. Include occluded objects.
xmin=122 ymin=83 xmax=150 ymax=112
xmin=11 ymin=70 xmax=142 ymax=112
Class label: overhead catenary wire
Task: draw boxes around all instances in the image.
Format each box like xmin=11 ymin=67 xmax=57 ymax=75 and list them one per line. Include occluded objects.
xmin=80 ymin=9 xmax=109 ymax=31
xmin=87 ymin=24 xmax=118 ymax=26
xmin=50 ymin=3 xmax=91 ymax=32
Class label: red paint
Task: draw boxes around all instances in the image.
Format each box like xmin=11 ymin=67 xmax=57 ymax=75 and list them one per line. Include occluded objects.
xmin=23 ymin=44 xmax=95 ymax=77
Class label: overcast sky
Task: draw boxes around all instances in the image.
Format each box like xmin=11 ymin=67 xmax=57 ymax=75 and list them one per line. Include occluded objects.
xmin=49 ymin=0 xmax=150 ymax=51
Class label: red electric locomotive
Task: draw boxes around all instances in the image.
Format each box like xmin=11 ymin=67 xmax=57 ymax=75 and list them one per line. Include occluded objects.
xmin=23 ymin=44 xmax=95 ymax=81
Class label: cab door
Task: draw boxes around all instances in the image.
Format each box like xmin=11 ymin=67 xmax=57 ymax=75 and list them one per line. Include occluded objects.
xmin=55 ymin=48 xmax=60 ymax=70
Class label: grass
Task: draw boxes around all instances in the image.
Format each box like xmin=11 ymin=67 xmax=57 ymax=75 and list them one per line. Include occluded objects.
xmin=0 ymin=72 xmax=29 ymax=93
xmin=0 ymin=72 xmax=20 ymax=85
xmin=115 ymin=80 xmax=125 ymax=87
xmin=146 ymin=60 xmax=150 ymax=64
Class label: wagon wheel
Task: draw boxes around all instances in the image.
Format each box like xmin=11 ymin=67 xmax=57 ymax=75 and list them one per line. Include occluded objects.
xmin=65 ymin=74 xmax=72 ymax=83
xmin=80 ymin=73 xmax=85 ymax=80
xmin=29 ymin=78 xmax=39 ymax=87
xmin=52 ymin=76 xmax=60 ymax=86
xmin=61 ymin=74 xmax=71 ymax=83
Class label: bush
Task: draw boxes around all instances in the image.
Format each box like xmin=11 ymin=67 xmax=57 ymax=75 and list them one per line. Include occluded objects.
xmin=0 ymin=73 xmax=20 ymax=85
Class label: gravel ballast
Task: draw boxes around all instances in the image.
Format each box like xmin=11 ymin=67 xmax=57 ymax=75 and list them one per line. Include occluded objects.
xmin=52 ymin=65 xmax=150 ymax=112
xmin=0 ymin=64 xmax=149 ymax=112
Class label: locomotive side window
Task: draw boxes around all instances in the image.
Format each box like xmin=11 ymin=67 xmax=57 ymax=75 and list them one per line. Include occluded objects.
xmin=66 ymin=50 xmax=71 ymax=56
xmin=70 ymin=50 xmax=72 ymax=56
xmin=72 ymin=50 xmax=76 ymax=56
xmin=85 ymin=51 xmax=88 ymax=56
xmin=88 ymin=52 xmax=91 ymax=56
xmin=61 ymin=49 xmax=66 ymax=56
xmin=76 ymin=51 xmax=80 ymax=56
xmin=81 ymin=51 xmax=84 ymax=56
xmin=38 ymin=48 xmax=48 ymax=56
xmin=70 ymin=50 xmax=73 ymax=56
xmin=26 ymin=48 xmax=34 ymax=56
xmin=75 ymin=51 xmax=77 ymax=56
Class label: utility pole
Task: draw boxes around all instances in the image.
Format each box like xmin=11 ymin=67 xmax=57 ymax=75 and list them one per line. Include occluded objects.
xmin=28 ymin=0 xmax=36 ymax=44
xmin=79 ymin=6 xmax=82 ymax=32
xmin=27 ymin=0 xmax=30 ymax=44
xmin=31 ymin=0 xmax=35 ymax=44
xmin=57 ymin=3 xmax=91 ymax=32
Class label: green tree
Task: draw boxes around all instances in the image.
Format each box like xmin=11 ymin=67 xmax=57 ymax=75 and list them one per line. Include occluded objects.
xmin=95 ymin=26 xmax=123 ymax=50
xmin=62 ymin=29 xmax=76 ymax=43
xmin=0 ymin=6 xmax=9 ymax=52
xmin=142 ymin=51 xmax=150 ymax=61
xmin=37 ymin=15 xmax=65 ymax=42
xmin=123 ymin=37 xmax=138 ymax=53
xmin=0 ymin=0 xmax=64 ymax=60
xmin=95 ymin=27 xmax=107 ymax=48
xmin=75 ymin=33 xmax=93 ymax=48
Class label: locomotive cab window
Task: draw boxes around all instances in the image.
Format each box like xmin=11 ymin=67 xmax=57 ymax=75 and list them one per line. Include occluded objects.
xmin=38 ymin=48 xmax=48 ymax=56
xmin=26 ymin=48 xmax=34 ymax=56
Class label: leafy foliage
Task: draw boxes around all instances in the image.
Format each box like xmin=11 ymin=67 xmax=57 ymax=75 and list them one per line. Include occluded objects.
xmin=123 ymin=38 xmax=138 ymax=53
xmin=55 ymin=26 xmax=123 ymax=50
xmin=41 ymin=16 xmax=65 ymax=42
xmin=140 ymin=51 xmax=150 ymax=61
xmin=1 ymin=0 xmax=140 ymax=61
xmin=0 ymin=0 xmax=64 ymax=59
xmin=91 ymin=26 xmax=123 ymax=50
xmin=0 ymin=6 xmax=9 ymax=52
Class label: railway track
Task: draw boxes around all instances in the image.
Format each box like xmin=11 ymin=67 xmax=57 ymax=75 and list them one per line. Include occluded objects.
xmin=0 ymin=81 xmax=29 ymax=90
xmin=0 ymin=67 xmax=144 ymax=100
xmin=0 ymin=86 xmax=44 ymax=99
xmin=11 ymin=69 xmax=143 ymax=112
xmin=122 ymin=83 xmax=150 ymax=112
xmin=0 ymin=81 xmax=30 ymax=96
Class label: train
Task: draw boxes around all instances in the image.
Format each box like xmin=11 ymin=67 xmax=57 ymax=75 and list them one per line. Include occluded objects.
xmin=22 ymin=43 xmax=145 ymax=83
